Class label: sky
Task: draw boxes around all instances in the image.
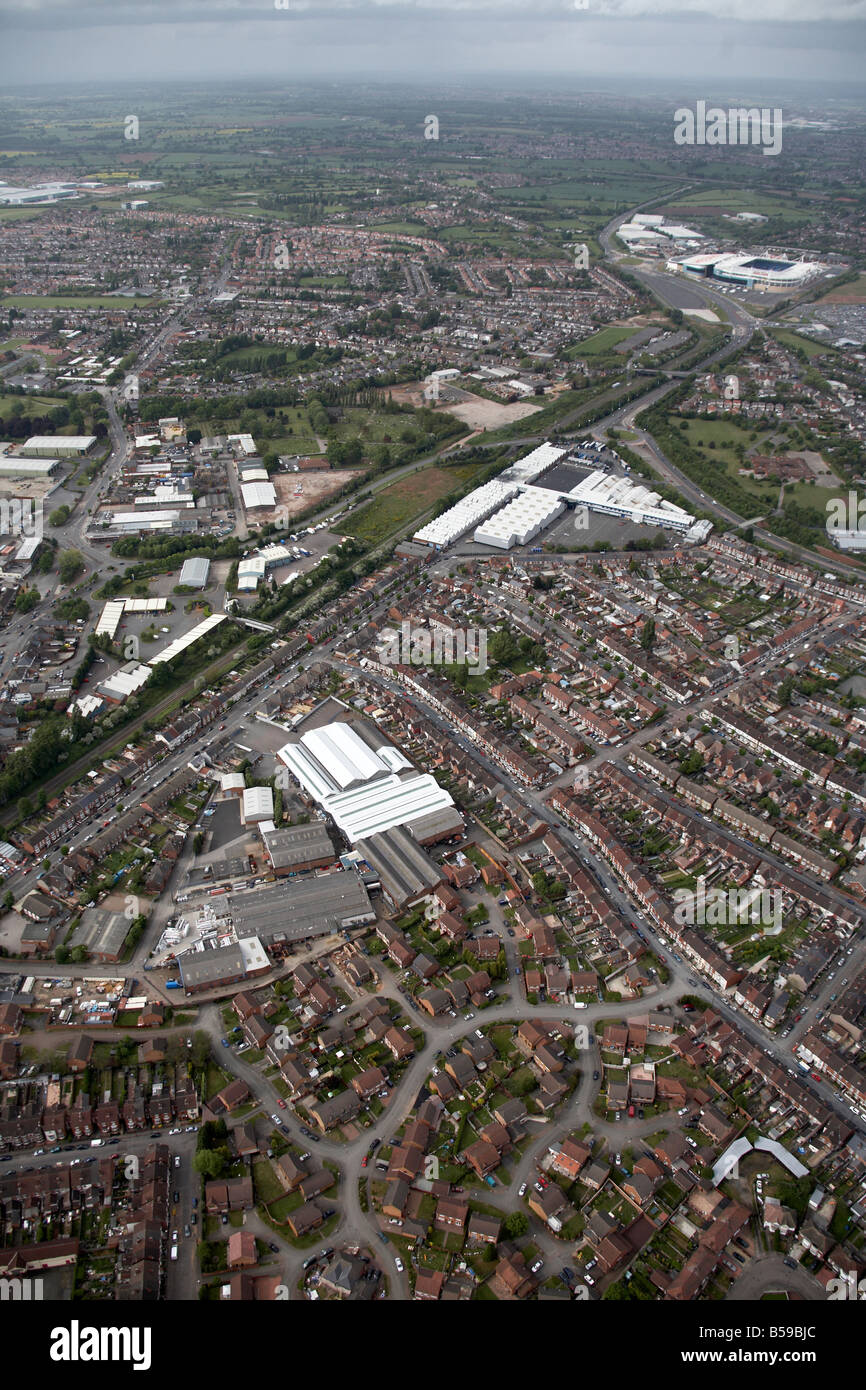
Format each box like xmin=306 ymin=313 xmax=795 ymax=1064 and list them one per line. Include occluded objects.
xmin=0 ymin=0 xmax=865 ymax=89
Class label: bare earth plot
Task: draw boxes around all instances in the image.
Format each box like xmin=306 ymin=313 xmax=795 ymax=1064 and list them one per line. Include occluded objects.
xmin=271 ymin=468 xmax=364 ymax=521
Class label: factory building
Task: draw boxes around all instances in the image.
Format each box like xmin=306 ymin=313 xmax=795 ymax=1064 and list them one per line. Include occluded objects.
xmin=20 ymin=435 xmax=96 ymax=458
xmin=178 ymin=556 xmax=211 ymax=589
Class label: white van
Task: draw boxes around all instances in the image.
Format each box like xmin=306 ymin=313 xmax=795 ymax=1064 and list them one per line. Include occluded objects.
xmin=170 ymin=1244 xmax=178 ymax=1262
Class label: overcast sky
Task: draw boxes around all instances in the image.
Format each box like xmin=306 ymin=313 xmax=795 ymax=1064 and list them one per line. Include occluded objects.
xmin=1 ymin=1 xmax=864 ymax=90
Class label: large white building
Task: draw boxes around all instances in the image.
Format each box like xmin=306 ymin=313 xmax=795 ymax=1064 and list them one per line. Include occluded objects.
xmin=670 ymin=251 xmax=824 ymax=289
xmin=276 ymin=719 xmax=458 ymax=845
xmin=474 ymin=486 xmax=565 ymax=549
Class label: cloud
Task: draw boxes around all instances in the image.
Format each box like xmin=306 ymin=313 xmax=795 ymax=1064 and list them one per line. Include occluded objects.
xmin=3 ymin=0 xmax=866 ymax=27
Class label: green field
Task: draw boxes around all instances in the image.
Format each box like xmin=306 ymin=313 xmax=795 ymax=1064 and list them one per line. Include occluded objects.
xmin=342 ymin=461 xmax=484 ymax=545
xmin=0 ymin=391 xmax=69 ymax=419
xmin=674 ymin=417 xmax=840 ymax=509
xmin=769 ymin=327 xmax=838 ymax=360
xmin=565 ymin=323 xmax=638 ymax=358
xmin=1 ymin=294 xmax=159 ymax=309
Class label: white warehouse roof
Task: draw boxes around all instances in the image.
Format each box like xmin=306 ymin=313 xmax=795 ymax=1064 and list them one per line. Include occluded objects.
xmin=325 ymin=773 xmax=456 ymax=842
xmin=300 ymin=722 xmax=387 ymax=790
xmin=499 ymin=441 xmax=566 ymax=483
xmin=241 ymin=481 xmax=276 ymax=510
xmin=150 ymin=613 xmax=227 ymax=665
xmin=413 ymin=479 xmax=519 ymax=548
xmin=243 ymin=786 xmax=274 ymax=822
xmin=474 ymin=485 xmax=565 ymax=550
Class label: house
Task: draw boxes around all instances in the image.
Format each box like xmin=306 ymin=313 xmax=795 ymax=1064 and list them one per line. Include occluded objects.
xmin=299 ymin=1169 xmax=335 ymax=1202
xmin=384 ymin=1027 xmax=415 ymax=1062
xmin=434 ymin=1196 xmax=469 ymax=1233
xmin=287 ymin=1202 xmax=324 ymax=1239
xmin=205 ymin=1176 xmax=254 ymax=1212
xmin=276 ymin=1154 xmax=309 ymax=1193
xmin=464 ymin=1140 xmax=500 ymax=1180
xmin=215 ymin=1079 xmax=250 ymax=1113
xmin=227 ymin=1230 xmax=257 ymax=1269
xmin=308 ymin=1091 xmax=361 ymax=1133
xmin=66 ymin=1035 xmax=94 ymax=1073
xmin=548 ymin=1138 xmax=590 ymax=1181
xmin=488 ymin=1251 xmax=536 ymax=1301
xmin=414 ymin=1269 xmax=446 ymax=1301
xmin=528 ymin=1184 xmax=572 ymax=1230
xmin=467 ymin=1213 xmax=501 ymax=1246
xmin=383 ymin=1180 xmax=410 ymax=1220
xmin=351 ymin=1066 xmax=388 ymax=1101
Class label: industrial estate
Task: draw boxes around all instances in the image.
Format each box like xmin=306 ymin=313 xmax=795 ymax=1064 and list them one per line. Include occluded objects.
xmin=0 ymin=63 xmax=864 ymax=1335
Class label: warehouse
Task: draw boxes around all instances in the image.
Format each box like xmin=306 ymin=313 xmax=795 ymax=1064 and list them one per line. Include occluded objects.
xmin=96 ymin=661 xmax=152 ymax=704
xmin=277 ymin=718 xmax=458 ymax=844
xmin=227 ymin=872 xmax=375 ymax=945
xmin=355 ymin=825 xmax=444 ymax=910
xmin=20 ymin=435 xmax=96 ymax=458
xmin=240 ymin=481 xmax=276 ymax=511
xmin=260 ymin=821 xmax=336 ymax=875
xmin=179 ymin=943 xmax=248 ymax=994
xmin=413 ymin=479 xmax=519 ymax=549
xmin=0 ymin=456 xmax=60 ymax=477
xmin=237 ymin=556 xmax=266 ymax=591
xmin=150 ymin=613 xmax=227 ymax=666
xmin=474 ymin=486 xmax=565 ymax=550
xmin=242 ymin=785 xmax=274 ymax=826
xmin=178 ymin=556 xmax=211 ymax=589
xmin=70 ymin=907 xmax=133 ymax=963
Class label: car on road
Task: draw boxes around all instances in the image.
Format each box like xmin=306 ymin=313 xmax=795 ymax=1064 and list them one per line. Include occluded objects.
xmin=394 ymin=1257 xmax=404 ymax=1273
xmin=277 ymin=1100 xmax=287 ymax=1109
xmin=174 ymin=1155 xmax=181 ymax=1168
xmin=221 ymin=1038 xmax=229 ymax=1048
xmin=221 ymin=1213 xmax=229 ymax=1226
xmin=783 ymin=1258 xmax=798 ymax=1270
xmin=518 ymin=1182 xmax=527 ymax=1196
xmin=361 ymin=1155 xmax=368 ymax=1168
xmin=271 ymin=1114 xmax=281 ymax=1124
xmin=269 ymin=1243 xmax=280 ymax=1254
xmin=184 ymin=1224 xmax=191 ymax=1238
xmin=507 ymin=928 xmax=515 ymax=937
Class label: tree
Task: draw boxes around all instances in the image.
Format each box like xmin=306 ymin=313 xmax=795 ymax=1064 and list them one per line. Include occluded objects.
xmin=192 ymin=1148 xmax=226 ymax=1179
xmin=504 ymin=1211 xmax=528 ymax=1238
xmin=58 ymin=549 xmax=85 ymax=584
xmin=2 ymin=891 xmax=13 ymax=910
xmin=639 ymin=618 xmax=656 ymax=651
